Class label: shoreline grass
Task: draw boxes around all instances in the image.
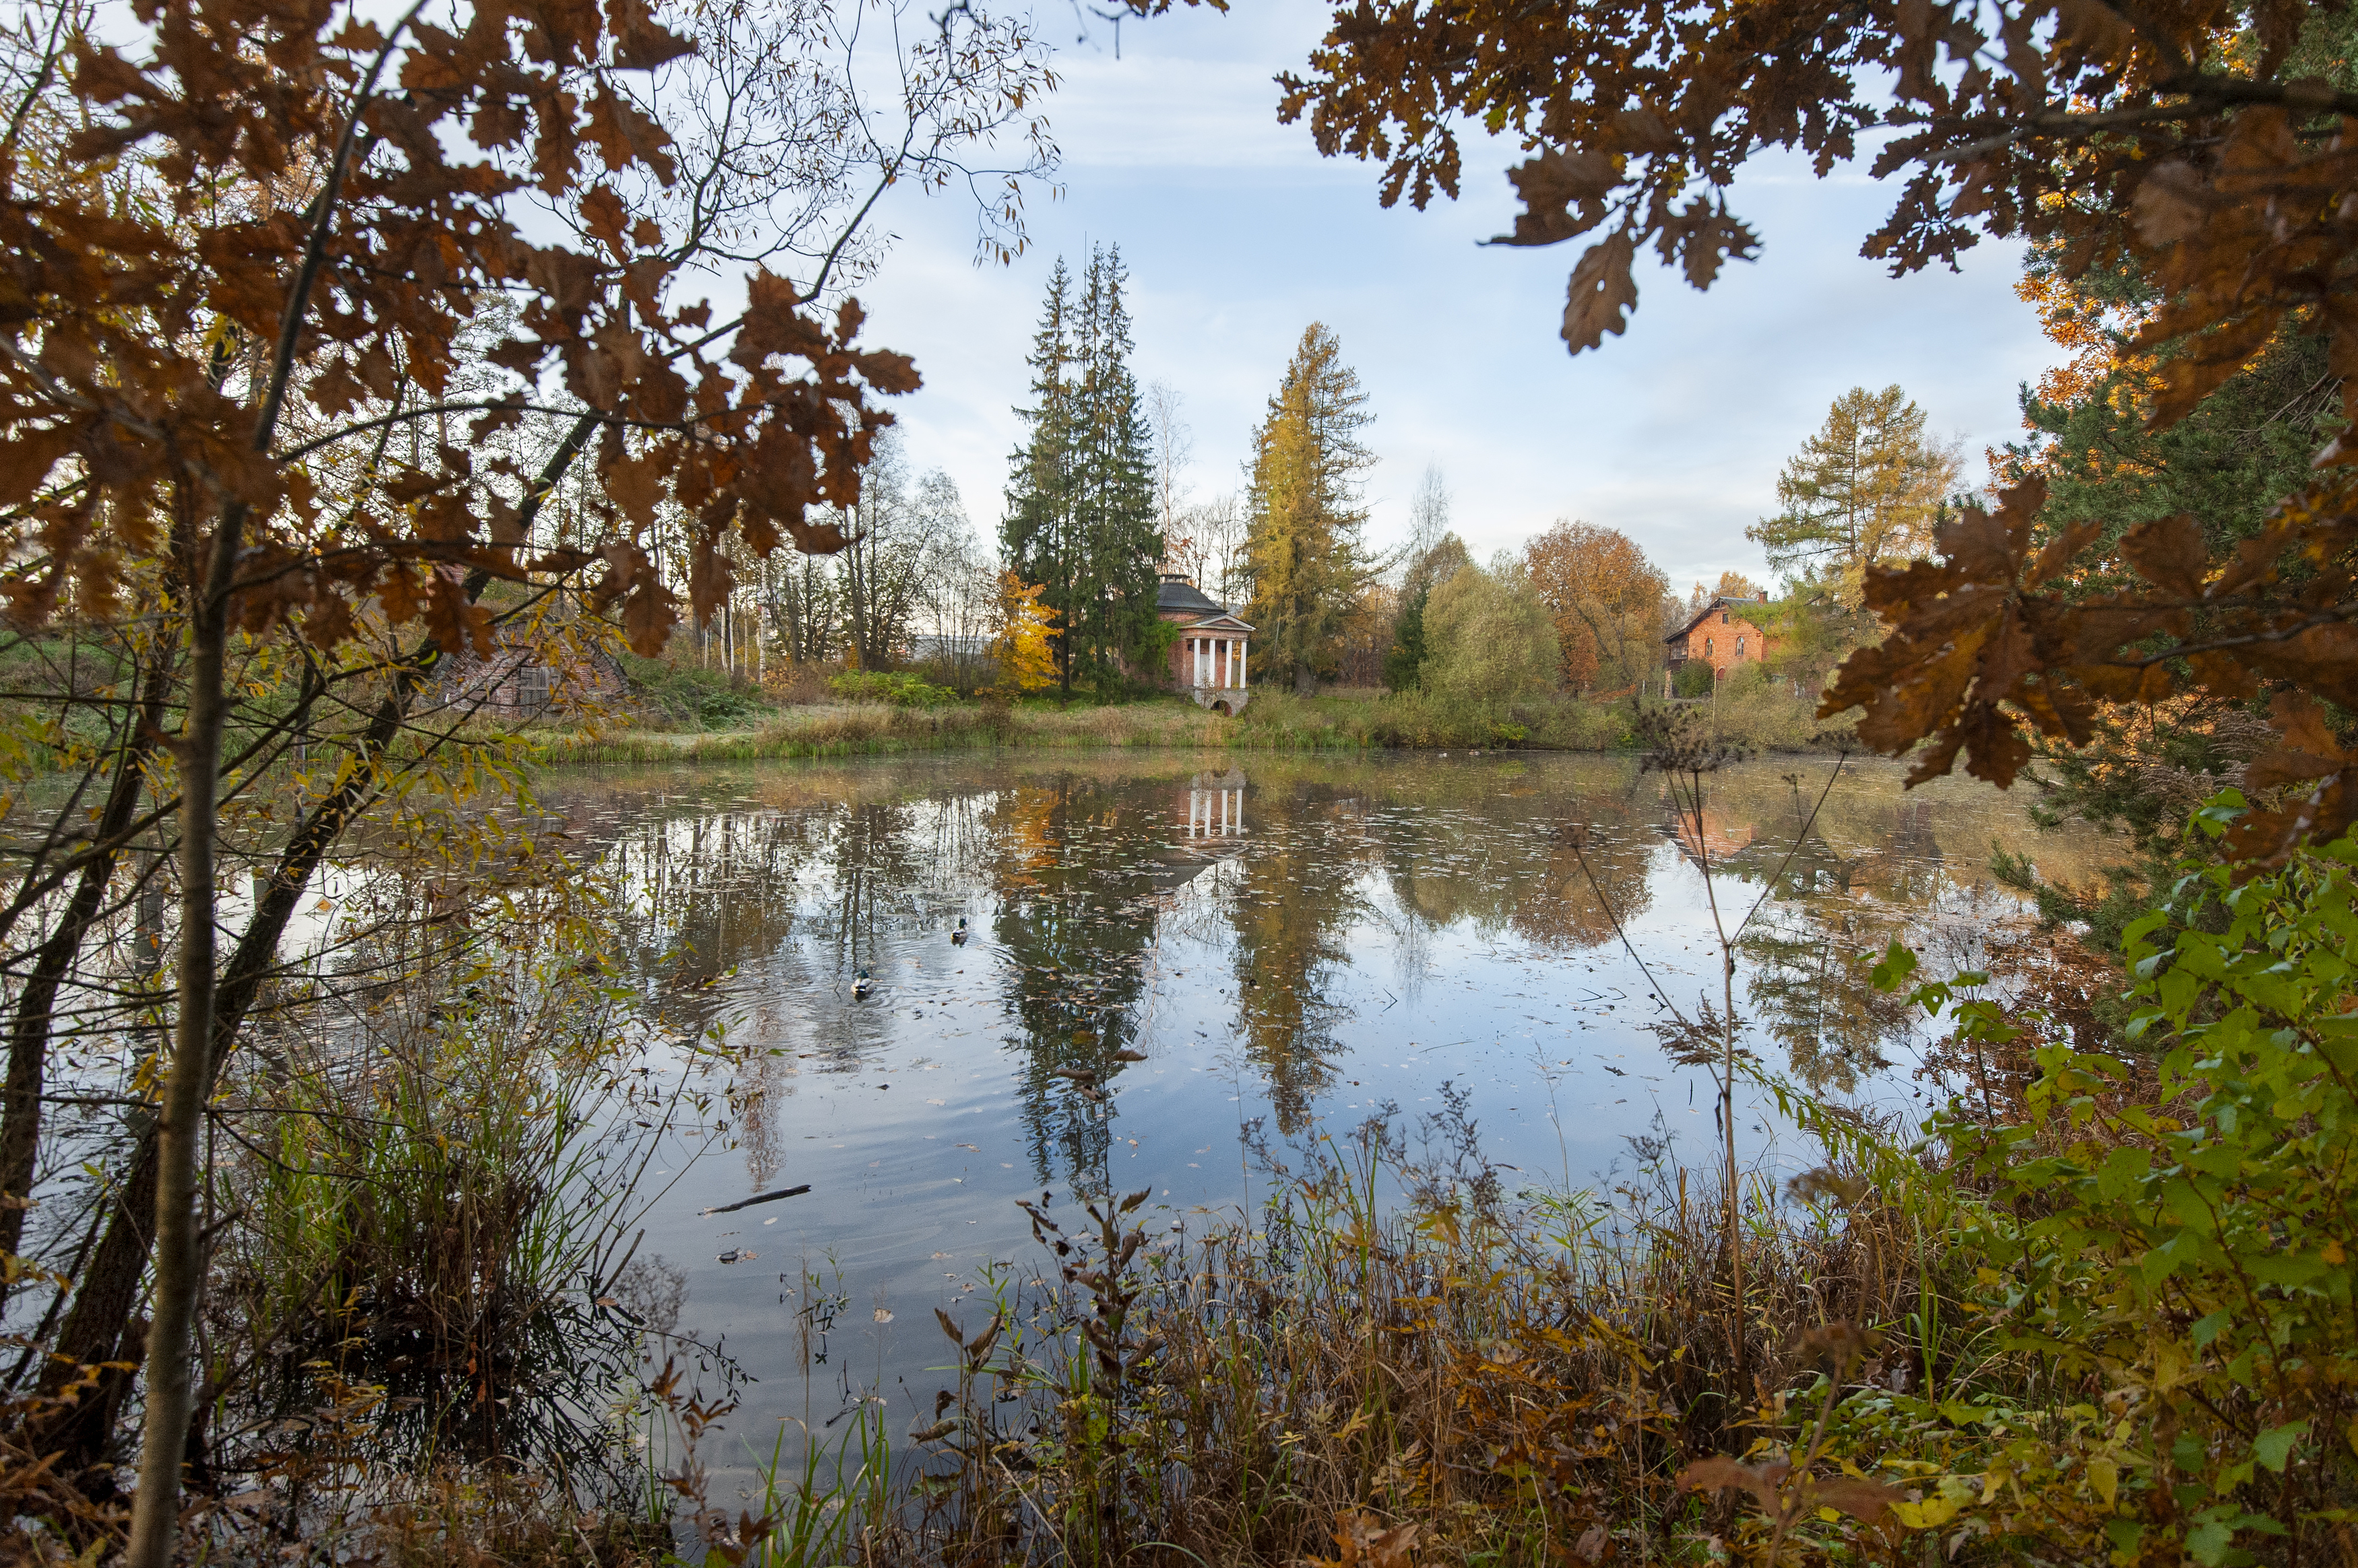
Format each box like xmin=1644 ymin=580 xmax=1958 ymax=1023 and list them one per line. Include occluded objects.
xmin=525 ymin=685 xmax=1851 ymax=768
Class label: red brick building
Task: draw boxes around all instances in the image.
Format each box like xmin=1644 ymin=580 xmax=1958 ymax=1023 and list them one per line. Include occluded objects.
xmin=1155 ymin=573 xmax=1254 ymax=714
xmin=1664 ymin=595 xmax=1773 ymax=688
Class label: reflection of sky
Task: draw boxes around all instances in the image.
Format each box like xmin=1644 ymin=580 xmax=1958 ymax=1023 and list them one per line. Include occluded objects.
xmin=540 ymin=751 xmax=2060 ymax=1495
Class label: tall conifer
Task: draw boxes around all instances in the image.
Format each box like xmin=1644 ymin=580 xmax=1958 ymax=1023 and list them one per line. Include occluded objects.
xmin=1003 ymin=246 xmax=1162 ymax=693
xmin=1002 ymin=259 xmax=1080 ymax=686
xmin=1245 ymin=323 xmax=1378 ymax=692
xmin=1746 ymin=385 xmax=1959 ymax=603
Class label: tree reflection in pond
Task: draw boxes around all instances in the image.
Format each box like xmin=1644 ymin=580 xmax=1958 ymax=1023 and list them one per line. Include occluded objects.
xmin=531 ymin=750 xmax=2119 ymax=1195
xmin=988 ymin=775 xmax=1168 ymax=1193
xmin=507 ymin=751 xmax=2124 ymax=1469
xmin=1227 ymin=777 xmax=1369 ymax=1134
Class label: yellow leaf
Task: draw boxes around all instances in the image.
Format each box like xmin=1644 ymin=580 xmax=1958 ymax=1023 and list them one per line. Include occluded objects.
xmin=2087 ymin=1456 xmax=2118 ymax=1507
xmin=2324 ymin=1239 xmax=2347 ymax=1264
xmin=1891 ymin=1493 xmax=1961 ymax=1530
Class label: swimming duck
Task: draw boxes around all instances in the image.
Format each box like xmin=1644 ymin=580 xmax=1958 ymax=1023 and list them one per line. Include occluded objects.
xmin=853 ymin=966 xmax=873 ymax=999
xmin=952 ymin=917 xmax=968 ymax=946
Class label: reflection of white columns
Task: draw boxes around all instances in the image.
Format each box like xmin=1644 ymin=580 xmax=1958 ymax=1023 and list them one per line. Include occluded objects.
xmin=1229 ymin=788 xmax=1242 ymax=832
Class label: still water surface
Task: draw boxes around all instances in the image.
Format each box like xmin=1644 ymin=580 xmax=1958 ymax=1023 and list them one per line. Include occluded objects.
xmin=538 ymin=749 xmax=2102 ymax=1478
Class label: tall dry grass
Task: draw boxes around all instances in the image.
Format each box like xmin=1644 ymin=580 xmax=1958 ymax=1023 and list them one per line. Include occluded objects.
xmin=818 ymin=1098 xmax=1956 ymax=1568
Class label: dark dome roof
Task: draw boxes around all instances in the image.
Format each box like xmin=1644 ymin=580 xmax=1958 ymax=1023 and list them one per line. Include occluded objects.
xmin=1156 ymin=576 xmax=1226 ymax=616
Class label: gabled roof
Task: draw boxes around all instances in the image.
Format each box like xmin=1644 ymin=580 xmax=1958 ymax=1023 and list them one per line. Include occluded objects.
xmin=1184 ymin=612 xmax=1254 ymax=633
xmin=1665 ymin=595 xmax=1770 ymax=645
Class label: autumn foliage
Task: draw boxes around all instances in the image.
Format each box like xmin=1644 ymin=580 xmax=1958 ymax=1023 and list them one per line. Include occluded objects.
xmin=1522 ymin=519 xmax=1666 ymax=693
xmin=3 ymin=0 xmax=914 ymax=663
xmin=0 ymin=0 xmax=948 ymax=1555
xmin=993 ymin=571 xmax=1060 ymax=692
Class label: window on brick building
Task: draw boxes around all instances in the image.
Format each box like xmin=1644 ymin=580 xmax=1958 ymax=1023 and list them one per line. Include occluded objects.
xmin=1735 ymin=636 xmax=1746 ymax=658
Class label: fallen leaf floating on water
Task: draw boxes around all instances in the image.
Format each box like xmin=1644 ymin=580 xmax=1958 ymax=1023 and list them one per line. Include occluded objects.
xmin=1114 ymin=1049 xmax=1147 ymax=1062
xmin=873 ymin=1308 xmax=895 ymax=1324
xmin=716 ymin=1249 xmax=758 ymax=1264
xmin=1052 ymin=1068 xmax=1099 ymax=1085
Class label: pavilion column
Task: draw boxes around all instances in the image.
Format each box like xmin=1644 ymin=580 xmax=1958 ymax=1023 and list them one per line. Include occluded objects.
xmin=1236 ymin=642 xmax=1246 ymax=688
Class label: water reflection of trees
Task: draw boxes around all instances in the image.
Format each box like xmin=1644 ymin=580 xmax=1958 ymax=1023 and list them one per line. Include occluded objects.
xmin=988 ymin=775 xmax=1176 ymax=1192
xmin=528 ymin=752 xmax=2089 ymax=1161
xmin=1228 ymin=780 xmax=1371 ymax=1135
xmin=1510 ymin=814 xmax=1653 ymax=950
xmin=1739 ymin=906 xmax=1910 ymax=1092
xmin=1690 ymin=773 xmax=2007 ymax=1093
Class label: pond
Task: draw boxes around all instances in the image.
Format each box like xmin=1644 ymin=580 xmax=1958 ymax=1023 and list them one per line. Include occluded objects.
xmin=531 ymin=748 xmax=2106 ymax=1492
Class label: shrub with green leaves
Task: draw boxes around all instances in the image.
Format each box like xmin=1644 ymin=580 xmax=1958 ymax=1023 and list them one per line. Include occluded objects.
xmin=1880 ymin=800 xmax=2358 ymax=1566
xmin=828 ymin=669 xmax=960 ymax=707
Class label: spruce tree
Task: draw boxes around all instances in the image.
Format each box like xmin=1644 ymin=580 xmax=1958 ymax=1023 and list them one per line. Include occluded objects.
xmin=1002 ymin=259 xmax=1081 ymax=690
xmin=1002 ymin=247 xmax=1163 ymax=695
xmin=1246 ymin=323 xmax=1377 ymax=693
xmin=1070 ymin=246 xmax=1164 ymax=689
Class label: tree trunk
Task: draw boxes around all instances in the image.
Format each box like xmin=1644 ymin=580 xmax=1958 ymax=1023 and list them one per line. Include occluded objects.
xmin=1294 ymin=661 xmax=1315 ymax=696
xmin=41 ymin=661 xmax=428 ymax=1483
xmin=0 ymin=659 xmax=164 ymax=1309
xmin=124 ymin=499 xmax=246 ymax=1568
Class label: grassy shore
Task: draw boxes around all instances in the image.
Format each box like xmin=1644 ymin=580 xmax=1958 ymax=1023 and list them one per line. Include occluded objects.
xmin=529 ymin=683 xmax=1849 ymax=766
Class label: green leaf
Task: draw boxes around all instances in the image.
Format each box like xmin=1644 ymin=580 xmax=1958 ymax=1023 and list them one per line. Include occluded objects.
xmin=1871 ymin=940 xmax=1919 ymax=993
xmin=2185 ymin=1517 xmax=2235 ymax=1566
xmin=2254 ymin=1420 xmax=2307 ymax=1473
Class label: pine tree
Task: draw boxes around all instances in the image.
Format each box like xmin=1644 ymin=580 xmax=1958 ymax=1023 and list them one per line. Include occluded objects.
xmin=1245 ymin=323 xmax=1378 ymax=693
xmin=1002 ymin=247 xmax=1163 ymax=694
xmin=1746 ymin=385 xmax=1958 ymax=603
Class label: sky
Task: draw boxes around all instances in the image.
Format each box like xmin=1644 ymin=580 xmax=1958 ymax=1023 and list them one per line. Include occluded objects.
xmin=852 ymin=1 xmax=2060 ymax=593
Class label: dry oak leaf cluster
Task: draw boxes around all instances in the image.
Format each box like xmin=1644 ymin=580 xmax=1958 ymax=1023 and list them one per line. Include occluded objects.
xmin=1819 ymin=475 xmax=2358 ymax=869
xmin=0 ymin=0 xmax=914 ymax=663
